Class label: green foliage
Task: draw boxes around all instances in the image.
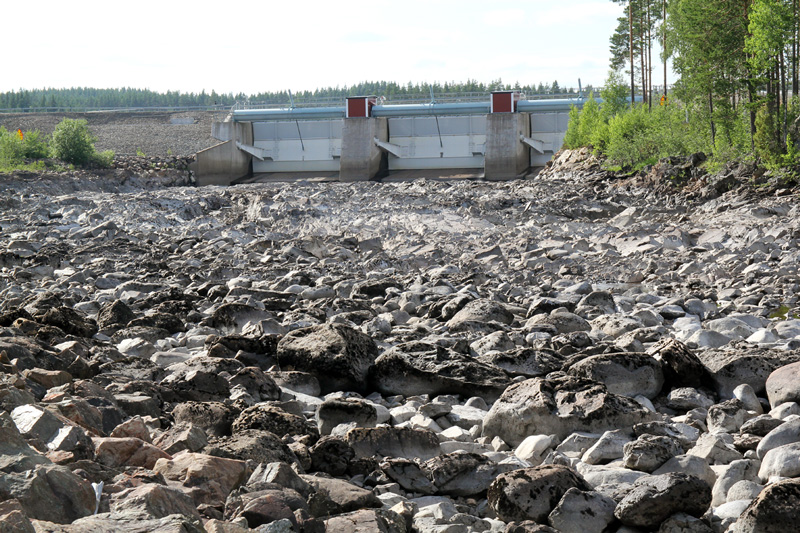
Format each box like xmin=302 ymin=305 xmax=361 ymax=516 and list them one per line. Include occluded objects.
xmin=600 ymin=70 xmax=629 ymax=119
xmin=136 ymin=148 xmax=146 ymax=157
xmin=562 ymin=105 xmax=584 ymax=150
xmin=0 ymin=126 xmax=49 ymax=166
xmin=20 ymin=130 xmax=50 ymax=159
xmin=50 ymin=118 xmax=97 ymax=165
xmin=92 ymin=150 xmax=115 ymax=168
xmin=754 ymin=105 xmax=781 ymax=165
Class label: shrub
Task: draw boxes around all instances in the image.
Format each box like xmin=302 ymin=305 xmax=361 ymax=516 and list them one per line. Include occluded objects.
xmin=0 ymin=127 xmax=22 ymax=164
xmin=20 ymin=130 xmax=50 ymax=159
xmin=92 ymin=149 xmax=115 ymax=168
xmin=51 ymin=118 xmax=97 ymax=165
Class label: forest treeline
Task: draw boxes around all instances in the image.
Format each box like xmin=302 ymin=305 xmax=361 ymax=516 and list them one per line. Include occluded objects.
xmin=566 ymin=0 xmax=800 ymax=171
xmin=0 ymin=80 xmax=580 ymax=111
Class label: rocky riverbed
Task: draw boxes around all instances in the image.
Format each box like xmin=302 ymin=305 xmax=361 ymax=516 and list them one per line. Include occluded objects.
xmin=1 ymin=149 xmax=800 ymax=532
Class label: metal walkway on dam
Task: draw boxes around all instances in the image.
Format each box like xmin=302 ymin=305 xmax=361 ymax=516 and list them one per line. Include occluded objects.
xmin=193 ymin=91 xmax=590 ymax=185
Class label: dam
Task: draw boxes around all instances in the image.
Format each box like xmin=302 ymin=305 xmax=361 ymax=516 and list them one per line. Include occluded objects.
xmin=194 ymin=91 xmax=590 ymax=185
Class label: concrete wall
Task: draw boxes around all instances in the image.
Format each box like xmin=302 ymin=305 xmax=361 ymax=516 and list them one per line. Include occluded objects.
xmin=339 ymin=117 xmax=388 ymax=182
xmin=193 ymin=122 xmax=253 ymax=186
xmin=484 ymin=113 xmax=530 ymax=180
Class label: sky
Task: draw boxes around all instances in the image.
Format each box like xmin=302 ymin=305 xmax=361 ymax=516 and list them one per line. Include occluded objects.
xmin=4 ymin=0 xmax=628 ymax=96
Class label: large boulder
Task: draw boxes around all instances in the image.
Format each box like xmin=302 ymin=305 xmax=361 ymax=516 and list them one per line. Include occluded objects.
xmin=445 ymin=298 xmax=515 ymax=333
xmin=765 ymin=361 xmax=800 ymax=407
xmin=567 ymin=352 xmax=665 ymax=399
xmin=732 ymin=478 xmax=800 ymax=533
xmin=476 ymin=347 xmax=563 ymax=378
xmin=482 ymin=375 xmax=659 ymax=446
xmin=276 ymin=324 xmax=378 ymax=394
xmin=370 ymin=342 xmax=511 ymax=402
xmin=0 ymin=464 xmax=96 ymax=524
xmin=614 ymin=472 xmax=711 ymax=529
xmin=488 ymin=464 xmax=591 ymax=523
xmin=697 ymin=348 xmax=800 ymax=398
xmin=346 ymin=426 xmax=441 ymax=461
xmin=110 ymin=483 xmax=200 ymax=520
xmin=231 ymin=405 xmax=318 ymax=440
xmin=161 ymin=357 xmax=244 ymax=402
xmin=316 ymin=397 xmax=378 ymax=435
xmin=153 ymin=452 xmax=250 ymax=507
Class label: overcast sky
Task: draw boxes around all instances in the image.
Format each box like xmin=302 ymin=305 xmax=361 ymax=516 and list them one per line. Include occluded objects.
xmin=5 ymin=0 xmax=626 ymax=95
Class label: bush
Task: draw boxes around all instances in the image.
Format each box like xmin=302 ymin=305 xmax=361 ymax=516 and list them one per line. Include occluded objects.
xmin=92 ymin=149 xmax=115 ymax=168
xmin=20 ymin=130 xmax=50 ymax=159
xmin=50 ymin=118 xmax=97 ymax=165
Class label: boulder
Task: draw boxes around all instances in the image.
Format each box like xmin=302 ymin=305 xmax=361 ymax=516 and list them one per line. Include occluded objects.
xmin=93 ymin=437 xmax=171 ymax=470
xmin=765 ymin=361 xmax=800 ymax=407
xmin=276 ymin=324 xmax=378 ymax=394
xmin=153 ymin=452 xmax=250 ymax=507
xmin=622 ymin=435 xmax=683 ymax=472
xmin=346 ymin=426 xmax=441 ymax=461
xmin=0 ymin=464 xmax=96 ymax=523
xmin=302 ymin=474 xmax=382 ymax=516
xmin=171 ymin=401 xmax=238 ymax=437
xmin=647 ymin=337 xmax=712 ymax=390
xmin=488 ymin=464 xmax=591 ymax=523
xmin=445 ymin=298 xmax=515 ymax=332
xmin=756 ymin=417 xmax=800 ymax=459
xmin=476 ymin=347 xmax=563 ymax=378
xmin=111 ymin=483 xmax=200 ymax=520
xmin=567 ymin=352 xmax=665 ymax=399
xmin=40 ymin=307 xmax=97 ymax=338
xmin=316 ymin=397 xmax=378 ymax=435
xmin=224 ymin=486 xmax=307 ymax=528
xmin=204 ymin=429 xmax=299 ymax=467
xmin=424 ymin=452 xmax=519 ymax=497
xmin=322 ymin=508 xmax=407 ymax=533
xmin=547 ymin=488 xmax=617 ymax=533
xmin=482 ymin=375 xmax=658 ymax=446
xmin=614 ymin=472 xmax=711 ymax=529
xmin=732 ymin=478 xmax=800 ymax=533
xmin=758 ymin=442 xmax=800 ymax=481
xmin=370 ymin=342 xmax=511 ymax=402
xmin=231 ymin=404 xmax=317 ymax=440
xmin=697 ymin=348 xmax=800 ymax=398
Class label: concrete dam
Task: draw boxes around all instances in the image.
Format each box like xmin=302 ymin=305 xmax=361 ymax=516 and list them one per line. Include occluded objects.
xmin=194 ymin=91 xmax=589 ymax=185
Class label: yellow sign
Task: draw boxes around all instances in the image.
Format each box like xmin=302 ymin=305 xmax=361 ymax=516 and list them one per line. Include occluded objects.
xmin=659 ymin=94 xmax=668 ymax=106
xmin=16 ymin=129 xmax=23 ymax=140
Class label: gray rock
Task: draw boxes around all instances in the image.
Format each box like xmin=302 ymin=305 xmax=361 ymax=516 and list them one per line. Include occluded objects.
xmin=756 ymin=417 xmax=800 ymax=459
xmin=488 ymin=464 xmax=591 ymax=523
xmin=482 ymin=375 xmax=658 ymax=446
xmin=568 ymin=352 xmax=665 ymax=399
xmin=346 ymin=426 xmax=441 ymax=461
xmin=316 ymin=397 xmax=378 ymax=436
xmin=732 ymin=478 xmax=800 ymax=533
xmin=276 ymin=324 xmax=378 ymax=394
xmin=370 ymin=342 xmax=510 ymax=402
xmin=622 ymin=435 xmax=683 ymax=472
xmin=614 ymin=472 xmax=711 ymax=529
xmin=697 ymin=348 xmax=800 ymax=399
xmin=547 ymin=488 xmax=617 ymax=533
xmin=765 ymin=360 xmax=800 ymax=407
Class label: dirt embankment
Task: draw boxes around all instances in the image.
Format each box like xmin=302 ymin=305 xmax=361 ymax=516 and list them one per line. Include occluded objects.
xmin=0 ymin=110 xmax=224 ymax=157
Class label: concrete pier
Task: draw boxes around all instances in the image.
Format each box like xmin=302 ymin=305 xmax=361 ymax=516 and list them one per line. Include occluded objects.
xmin=192 ymin=122 xmax=253 ymax=186
xmin=484 ymin=113 xmax=530 ymax=180
xmin=339 ymin=117 xmax=388 ymax=182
